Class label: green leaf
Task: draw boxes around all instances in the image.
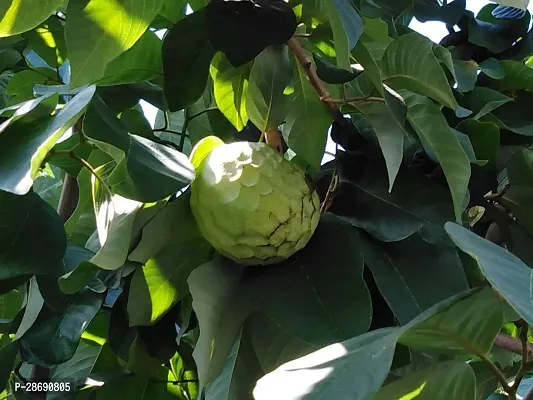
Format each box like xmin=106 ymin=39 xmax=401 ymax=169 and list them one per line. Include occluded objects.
xmin=23 ymin=17 xmax=67 ymax=68
xmin=253 ymin=327 xmax=400 ymax=400
xmin=163 ymin=9 xmax=216 ymax=111
xmin=362 ymin=233 xmax=468 ymax=325
xmin=453 ymin=60 xmax=478 ymax=93
xmin=66 ymin=0 xmax=165 ymax=87
xmin=471 ymin=362 xmax=499 ymax=400
xmin=498 ymin=60 xmax=533 ymax=91
xmin=347 ymin=101 xmax=405 ymax=191
xmin=0 ymin=190 xmax=66 ymax=279
xmin=399 ymin=288 xmax=503 ymax=355
xmin=210 ymin=52 xmax=250 ymax=131
xmin=0 ymin=290 xmax=22 ymax=321
xmin=314 ymin=54 xmax=360 ymax=84
xmin=97 ymin=30 xmax=163 ymax=86
xmin=129 ymin=192 xmax=205 ymax=264
xmin=456 ymin=119 xmax=500 ymax=165
xmin=446 ymin=222 xmax=533 ymax=327
xmin=20 ymin=289 xmax=104 ymax=366
xmin=127 ymin=240 xmax=211 ymax=326
xmin=58 ymin=261 xmax=100 ymax=294
xmin=500 ymin=185 xmax=533 ymax=237
xmin=83 ymin=96 xmax=195 ymax=202
xmin=381 ymin=33 xmax=459 ymax=110
xmin=405 ymin=93 xmax=470 ymax=222
xmin=14 ymin=277 xmax=44 ymax=339
xmin=466 ymin=87 xmax=512 ymax=120
xmin=374 ymin=361 xmax=475 ymax=400
xmin=90 ymin=191 xmax=142 ymax=270
xmin=247 ymin=214 xmax=371 ymax=347
xmin=507 ymin=147 xmax=533 ymax=186
xmin=246 ymin=45 xmax=292 ymax=132
xmin=333 ymin=157 xmax=454 ymax=243
xmin=283 ymin=55 xmax=332 ymax=174
xmin=245 ymin=312 xmax=316 ymax=373
xmin=188 ymin=257 xmax=252 ymax=389
xmin=204 ymin=328 xmax=263 ymax=400
xmin=325 ymin=0 xmax=364 ymax=70
xmin=0 ymin=0 xmax=64 ymax=37
xmin=0 ymin=85 xmax=95 ymax=195
xmin=190 ymin=136 xmax=225 ymax=171
xmin=0 ymin=339 xmax=17 ymax=391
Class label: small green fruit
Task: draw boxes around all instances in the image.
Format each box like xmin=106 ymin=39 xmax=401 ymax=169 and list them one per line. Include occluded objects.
xmin=190 ymin=138 xmax=320 ymax=265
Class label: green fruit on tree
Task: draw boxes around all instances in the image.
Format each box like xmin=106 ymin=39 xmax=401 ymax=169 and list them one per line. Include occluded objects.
xmin=189 ymin=136 xmax=321 ymax=265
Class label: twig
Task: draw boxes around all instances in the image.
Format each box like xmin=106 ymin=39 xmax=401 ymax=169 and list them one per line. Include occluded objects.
xmin=293 ymin=33 xmax=311 ymax=38
xmin=322 ymin=96 xmax=385 ymax=104
xmin=188 ymin=106 xmax=218 ymax=122
xmin=153 ymin=110 xmax=170 ymax=132
xmin=69 ymin=151 xmax=113 ymax=197
xmin=179 ymin=108 xmax=190 ymax=152
xmin=511 ymin=322 xmax=532 ymax=393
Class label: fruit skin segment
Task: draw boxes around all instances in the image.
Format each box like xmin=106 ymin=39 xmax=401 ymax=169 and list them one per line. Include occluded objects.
xmin=190 ymin=140 xmax=321 ymax=265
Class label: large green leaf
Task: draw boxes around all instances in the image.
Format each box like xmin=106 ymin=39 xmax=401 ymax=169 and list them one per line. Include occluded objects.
xmin=127 ymin=240 xmax=211 ymax=326
xmin=20 ymin=289 xmax=104 ymax=366
xmin=0 ymin=190 xmax=66 ymax=279
xmin=332 ymin=158 xmax=455 ymax=243
xmin=253 ymin=291 xmax=474 ymax=400
xmin=399 ymin=288 xmax=503 ymax=356
xmin=246 ymin=45 xmax=292 ymax=132
xmin=0 ymin=0 xmax=64 ymax=37
xmin=246 ymin=214 xmax=371 ymax=347
xmin=325 ymin=0 xmax=363 ymax=70
xmin=83 ymin=96 xmax=195 ymax=202
xmin=456 ymin=119 xmax=500 ymax=165
xmin=210 ymin=52 xmax=250 ymax=131
xmin=0 ymin=85 xmax=95 ymax=195
xmin=362 ymin=233 xmax=468 ymax=325
xmin=466 ymin=87 xmax=512 ymax=120
xmin=23 ymin=17 xmax=67 ymax=68
xmin=405 ymin=93 xmax=470 ymax=222
xmin=204 ymin=328 xmax=263 ymax=400
xmin=374 ymin=361 xmax=475 ymax=400
xmin=446 ymin=222 xmax=533 ymax=327
xmin=283 ymin=55 xmax=332 ymax=174
xmin=188 ymin=257 xmax=252 ymax=389
xmin=97 ymin=30 xmax=163 ymax=86
xmin=66 ymin=0 xmax=165 ymax=87
xmin=381 ymin=33 xmax=459 ymax=110
xmin=163 ymin=9 xmax=216 ymax=111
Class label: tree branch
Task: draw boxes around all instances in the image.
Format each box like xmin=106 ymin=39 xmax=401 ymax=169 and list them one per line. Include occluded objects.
xmin=57 ymin=174 xmax=79 ymax=222
xmin=494 ymin=333 xmax=533 ymax=357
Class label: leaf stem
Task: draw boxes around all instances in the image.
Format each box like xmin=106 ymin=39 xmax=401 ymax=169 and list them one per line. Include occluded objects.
xmin=179 ymin=108 xmax=190 ymax=152
xmin=511 ymin=322 xmax=531 ymax=392
xmin=154 ymin=110 xmax=170 ymax=132
xmin=68 ymin=151 xmax=113 ymax=197
xmin=188 ymin=106 xmax=218 ymax=122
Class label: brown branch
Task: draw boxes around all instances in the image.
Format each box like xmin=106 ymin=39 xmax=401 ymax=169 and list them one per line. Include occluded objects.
xmin=287 ymin=37 xmax=337 ymax=116
xmin=494 ymin=334 xmax=533 ymax=357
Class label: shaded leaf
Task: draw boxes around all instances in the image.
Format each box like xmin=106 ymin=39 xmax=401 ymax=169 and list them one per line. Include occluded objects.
xmin=466 ymin=87 xmax=512 ymax=120
xmin=500 ymin=185 xmax=533 ymax=236
xmin=405 ymin=93 xmax=470 ymax=222
xmin=66 ymin=0 xmax=165 ymax=87
xmin=0 ymin=290 xmax=22 ymax=321
xmin=313 ymin=54 xmax=360 ymax=84
xmin=163 ymin=9 xmax=216 ymax=111
xmin=247 ymin=214 xmax=371 ymax=347
xmin=20 ymin=289 xmax=104 ymax=366
xmin=456 ymin=119 xmax=500 ymax=164
xmin=14 ymin=277 xmax=44 ymax=339
xmin=205 ymin=0 xmax=297 ymax=67
xmin=332 ymin=157 xmax=455 ymax=243
xmin=362 ymin=233 xmax=468 ymax=325
xmin=0 ymin=190 xmax=66 ymax=279
xmin=0 ymin=339 xmax=17 ymax=391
